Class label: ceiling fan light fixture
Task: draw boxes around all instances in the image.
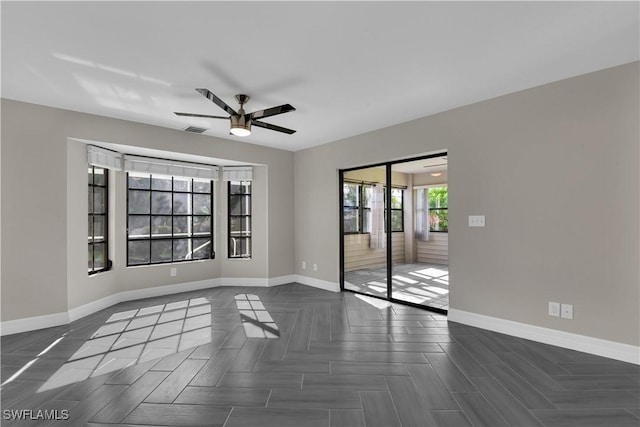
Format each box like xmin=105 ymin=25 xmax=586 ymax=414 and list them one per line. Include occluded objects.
xmin=176 ymin=89 xmax=296 ymax=136
xmin=230 ymin=114 xmax=251 ymax=137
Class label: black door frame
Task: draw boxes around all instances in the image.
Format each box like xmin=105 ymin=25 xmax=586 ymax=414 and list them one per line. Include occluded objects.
xmin=339 ymin=152 xmax=448 ymax=315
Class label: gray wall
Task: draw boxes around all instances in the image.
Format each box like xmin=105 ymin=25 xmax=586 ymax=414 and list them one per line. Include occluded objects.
xmin=1 ymin=100 xmax=294 ymax=321
xmin=294 ymin=62 xmax=639 ymax=346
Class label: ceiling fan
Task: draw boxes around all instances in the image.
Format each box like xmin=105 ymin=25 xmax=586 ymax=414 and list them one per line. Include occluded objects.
xmin=175 ymin=89 xmax=296 ymax=136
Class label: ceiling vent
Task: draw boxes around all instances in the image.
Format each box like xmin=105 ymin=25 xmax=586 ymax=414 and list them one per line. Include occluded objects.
xmin=183 ymin=126 xmax=207 ymax=134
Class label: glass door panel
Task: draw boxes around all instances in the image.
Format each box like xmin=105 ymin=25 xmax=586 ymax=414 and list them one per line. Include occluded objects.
xmin=390 ymin=158 xmax=449 ymax=310
xmin=342 ymin=165 xmax=388 ymax=300
xmin=390 ymin=161 xmax=423 ymax=305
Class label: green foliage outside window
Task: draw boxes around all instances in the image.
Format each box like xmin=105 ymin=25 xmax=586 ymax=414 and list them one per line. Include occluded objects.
xmin=429 ymin=186 xmax=448 ymax=232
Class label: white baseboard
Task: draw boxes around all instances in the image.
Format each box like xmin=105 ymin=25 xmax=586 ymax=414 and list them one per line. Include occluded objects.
xmin=220 ymin=277 xmax=269 ymax=287
xmin=448 ymin=308 xmax=640 ymax=365
xmin=293 ymin=275 xmax=340 ymax=293
xmin=220 ymin=275 xmax=297 ymax=288
xmin=68 ymin=293 xmax=120 ymax=323
xmin=0 ymin=311 xmax=70 ymax=336
xmin=68 ymin=278 xmax=221 ymax=323
xmin=268 ymin=275 xmax=297 ymax=287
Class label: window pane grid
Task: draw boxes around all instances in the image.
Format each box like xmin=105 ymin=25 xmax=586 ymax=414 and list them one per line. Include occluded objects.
xmin=127 ymin=173 xmax=214 ymax=266
xmin=389 ymin=188 xmax=403 ymax=232
xmin=343 ymin=181 xmax=403 ymax=233
xmin=228 ymin=181 xmax=252 ymax=258
xmin=89 ymin=166 xmax=109 ymax=275
xmin=343 ymin=182 xmax=362 ymax=234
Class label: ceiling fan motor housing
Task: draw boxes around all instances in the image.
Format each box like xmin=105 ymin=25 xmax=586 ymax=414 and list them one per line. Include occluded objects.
xmin=230 ymin=107 xmax=251 ymax=136
xmin=231 ymin=112 xmax=251 ymax=127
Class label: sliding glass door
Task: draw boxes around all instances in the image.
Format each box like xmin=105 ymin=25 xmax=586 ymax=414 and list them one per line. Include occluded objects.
xmin=340 ymin=154 xmax=449 ymax=314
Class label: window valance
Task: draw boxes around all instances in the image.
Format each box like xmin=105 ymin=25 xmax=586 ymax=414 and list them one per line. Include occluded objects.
xmin=87 ymin=145 xmax=123 ymax=171
xmin=223 ymin=166 xmax=253 ymax=181
xmin=123 ymin=155 xmax=219 ymax=180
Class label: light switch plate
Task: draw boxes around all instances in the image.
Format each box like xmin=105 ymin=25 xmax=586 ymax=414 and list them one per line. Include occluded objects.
xmin=469 ymin=215 xmax=485 ymax=227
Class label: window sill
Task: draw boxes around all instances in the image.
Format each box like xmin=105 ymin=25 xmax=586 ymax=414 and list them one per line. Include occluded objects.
xmin=88 ymin=260 xmax=113 ymax=276
xmin=88 ymin=269 xmax=111 ymax=277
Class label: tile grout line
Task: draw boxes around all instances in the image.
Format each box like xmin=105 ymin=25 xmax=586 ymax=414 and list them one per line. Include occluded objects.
xmin=221 ymin=406 xmax=234 ymax=427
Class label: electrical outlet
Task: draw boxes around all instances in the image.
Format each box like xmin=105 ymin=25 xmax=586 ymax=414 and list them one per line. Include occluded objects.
xmin=548 ymin=302 xmax=560 ymax=317
xmin=561 ymin=304 xmax=573 ymax=319
xmin=302 ymin=261 xmax=306 ymax=270
xmin=170 ymin=267 xmax=177 ymax=277
xmin=313 ymin=264 xmax=318 ymax=272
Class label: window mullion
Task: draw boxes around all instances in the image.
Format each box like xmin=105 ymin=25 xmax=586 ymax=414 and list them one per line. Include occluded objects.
xmin=358 ymin=184 xmax=363 ymax=233
xmin=171 ymin=177 xmax=175 ymax=262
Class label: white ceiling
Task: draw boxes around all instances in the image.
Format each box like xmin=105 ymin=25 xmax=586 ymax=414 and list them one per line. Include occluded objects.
xmin=2 ymin=2 xmax=638 ymax=152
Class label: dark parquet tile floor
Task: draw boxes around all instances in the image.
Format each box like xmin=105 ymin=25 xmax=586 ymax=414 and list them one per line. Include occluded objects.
xmin=1 ymin=284 xmax=638 ymax=426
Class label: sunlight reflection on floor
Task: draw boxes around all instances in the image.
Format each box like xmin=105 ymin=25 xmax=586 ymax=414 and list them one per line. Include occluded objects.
xmin=38 ymin=297 xmax=212 ymax=392
xmin=344 ymin=263 xmax=449 ymax=310
xmin=235 ymin=294 xmax=280 ymax=338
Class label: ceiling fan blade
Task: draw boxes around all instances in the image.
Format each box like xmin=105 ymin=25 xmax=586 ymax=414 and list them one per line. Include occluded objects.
xmin=247 ymin=104 xmax=295 ymax=120
xmin=252 ymin=120 xmax=296 ymax=134
xmin=195 ymin=88 xmax=237 ymax=116
xmin=174 ymin=112 xmax=228 ymax=119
